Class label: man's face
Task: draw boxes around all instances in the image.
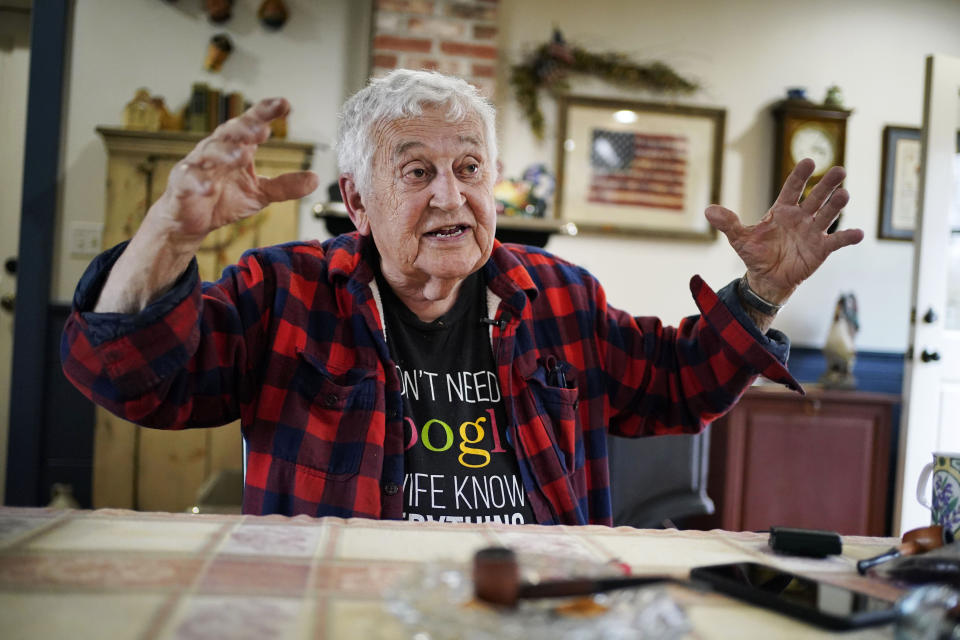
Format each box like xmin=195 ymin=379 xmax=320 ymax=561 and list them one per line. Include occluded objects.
xmin=354 ymin=106 xmax=497 ymax=294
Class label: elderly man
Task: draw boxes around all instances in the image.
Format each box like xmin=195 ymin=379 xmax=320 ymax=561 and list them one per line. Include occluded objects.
xmin=62 ymin=70 xmax=862 ymax=525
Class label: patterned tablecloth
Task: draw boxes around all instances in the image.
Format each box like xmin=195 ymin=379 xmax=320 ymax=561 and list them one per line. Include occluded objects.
xmin=0 ymin=507 xmax=905 ymax=639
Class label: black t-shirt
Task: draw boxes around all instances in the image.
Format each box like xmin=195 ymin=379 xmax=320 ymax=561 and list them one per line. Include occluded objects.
xmin=377 ymin=269 xmax=536 ymax=525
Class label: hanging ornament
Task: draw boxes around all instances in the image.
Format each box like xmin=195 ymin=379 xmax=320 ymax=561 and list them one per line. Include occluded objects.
xmin=204 ymin=33 xmax=234 ymax=72
xmin=206 ymin=0 xmax=233 ymax=24
xmin=546 ymin=29 xmax=574 ymax=65
xmin=510 ymin=29 xmax=699 ymax=139
xmin=258 ymin=0 xmax=288 ymax=30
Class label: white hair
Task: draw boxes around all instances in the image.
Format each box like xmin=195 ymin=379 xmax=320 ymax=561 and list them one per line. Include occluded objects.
xmin=336 ymin=69 xmax=498 ymax=193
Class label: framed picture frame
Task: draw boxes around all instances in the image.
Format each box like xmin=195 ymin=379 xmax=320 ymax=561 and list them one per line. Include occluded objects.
xmin=877 ymin=126 xmax=922 ymax=241
xmin=878 ymin=125 xmax=960 ymax=240
xmin=554 ymin=95 xmax=725 ymax=240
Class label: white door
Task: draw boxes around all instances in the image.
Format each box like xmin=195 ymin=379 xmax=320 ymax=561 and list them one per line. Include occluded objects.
xmin=895 ymin=54 xmax=960 ymax=535
xmin=0 ymin=11 xmax=31 ymax=502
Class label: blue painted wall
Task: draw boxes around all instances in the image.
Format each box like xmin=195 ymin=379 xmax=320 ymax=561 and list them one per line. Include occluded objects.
xmin=788 ymin=346 xmax=905 ymax=396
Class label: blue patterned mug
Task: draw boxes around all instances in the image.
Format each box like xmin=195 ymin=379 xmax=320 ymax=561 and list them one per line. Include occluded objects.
xmin=917 ymin=452 xmax=960 ymax=538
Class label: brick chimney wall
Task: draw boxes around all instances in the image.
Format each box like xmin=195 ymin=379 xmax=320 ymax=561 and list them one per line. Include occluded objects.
xmin=371 ymin=0 xmax=499 ymax=98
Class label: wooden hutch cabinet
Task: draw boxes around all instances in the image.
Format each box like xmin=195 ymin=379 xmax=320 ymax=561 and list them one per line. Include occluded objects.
xmin=700 ymin=385 xmax=899 ymax=536
xmin=93 ymin=127 xmax=314 ymax=512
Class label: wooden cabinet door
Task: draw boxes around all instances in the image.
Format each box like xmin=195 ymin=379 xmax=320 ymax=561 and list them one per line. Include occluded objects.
xmin=706 ymin=388 xmax=897 ymax=536
xmin=92 ymin=128 xmax=313 ymax=512
xmin=739 ymin=405 xmax=879 ymax=534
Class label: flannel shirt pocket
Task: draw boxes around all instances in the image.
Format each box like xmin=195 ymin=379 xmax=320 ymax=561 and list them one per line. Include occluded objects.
xmin=523 ymin=358 xmax=582 ymax=475
xmin=288 ymin=349 xmax=378 ymax=479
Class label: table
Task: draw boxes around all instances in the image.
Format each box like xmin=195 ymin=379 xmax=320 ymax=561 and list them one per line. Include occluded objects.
xmin=0 ymin=507 xmax=905 ymax=639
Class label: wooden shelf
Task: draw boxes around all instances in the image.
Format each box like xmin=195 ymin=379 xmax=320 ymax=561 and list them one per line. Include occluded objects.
xmin=313 ymin=202 xmax=576 ymax=248
xmin=96 ymin=126 xmax=319 ymax=167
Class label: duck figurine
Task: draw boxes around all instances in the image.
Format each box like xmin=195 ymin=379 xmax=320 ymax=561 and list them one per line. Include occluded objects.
xmin=819 ymin=292 xmax=859 ymax=389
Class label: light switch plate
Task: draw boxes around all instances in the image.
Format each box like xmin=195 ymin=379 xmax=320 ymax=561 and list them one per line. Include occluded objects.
xmin=68 ymin=221 xmax=103 ymax=257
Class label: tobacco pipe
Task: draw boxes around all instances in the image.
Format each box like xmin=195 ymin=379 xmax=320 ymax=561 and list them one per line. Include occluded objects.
xmin=857 ymin=524 xmax=953 ymax=575
xmin=472 ymin=546 xmax=672 ymax=608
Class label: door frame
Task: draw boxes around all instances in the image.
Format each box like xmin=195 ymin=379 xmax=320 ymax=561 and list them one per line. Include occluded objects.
xmin=4 ymin=0 xmax=73 ymax=505
xmin=893 ymin=54 xmax=960 ymax=534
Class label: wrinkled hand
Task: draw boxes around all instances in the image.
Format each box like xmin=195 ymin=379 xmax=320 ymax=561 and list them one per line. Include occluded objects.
xmin=705 ymin=158 xmax=864 ymax=304
xmin=151 ymin=98 xmax=319 ymax=245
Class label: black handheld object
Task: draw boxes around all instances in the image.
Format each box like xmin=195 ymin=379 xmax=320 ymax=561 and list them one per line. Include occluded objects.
xmin=690 ymin=562 xmax=898 ymax=630
xmin=769 ymin=526 xmax=842 ymax=557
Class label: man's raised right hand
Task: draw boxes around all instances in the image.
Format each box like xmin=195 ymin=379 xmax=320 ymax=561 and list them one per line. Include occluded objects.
xmin=154 ymin=97 xmax=319 ymax=245
xmin=93 ymin=98 xmax=318 ymax=314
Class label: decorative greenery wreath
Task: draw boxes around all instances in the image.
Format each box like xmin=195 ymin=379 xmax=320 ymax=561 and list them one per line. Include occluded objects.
xmin=509 ymin=30 xmax=699 ymax=139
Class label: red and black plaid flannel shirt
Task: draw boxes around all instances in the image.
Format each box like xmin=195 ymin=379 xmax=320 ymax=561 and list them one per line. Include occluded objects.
xmin=62 ymin=232 xmax=800 ymax=524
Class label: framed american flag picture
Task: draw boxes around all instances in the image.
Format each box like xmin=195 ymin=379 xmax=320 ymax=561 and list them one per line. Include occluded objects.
xmin=555 ymin=95 xmax=725 ymax=239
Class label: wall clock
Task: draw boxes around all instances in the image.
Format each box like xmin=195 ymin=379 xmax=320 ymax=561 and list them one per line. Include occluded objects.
xmin=772 ymin=100 xmax=852 ymax=202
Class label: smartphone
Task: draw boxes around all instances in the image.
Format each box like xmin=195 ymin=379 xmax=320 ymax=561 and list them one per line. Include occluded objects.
xmin=689 ymin=562 xmax=899 ymax=630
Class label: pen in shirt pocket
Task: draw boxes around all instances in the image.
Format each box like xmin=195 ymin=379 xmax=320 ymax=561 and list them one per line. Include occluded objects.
xmin=545 ymin=355 xmax=567 ymax=388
